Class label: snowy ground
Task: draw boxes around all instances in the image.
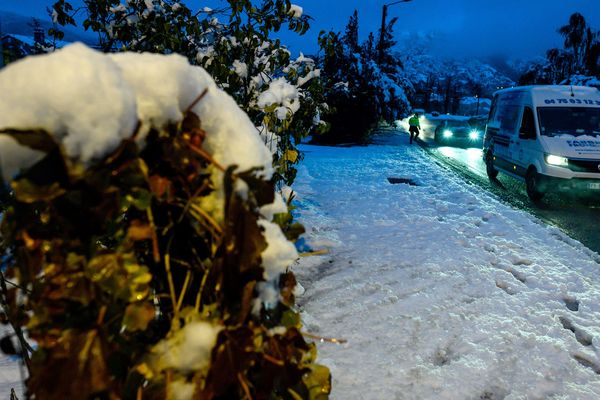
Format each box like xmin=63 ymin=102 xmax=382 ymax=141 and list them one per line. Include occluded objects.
xmin=292 ymin=130 xmax=600 ymax=400
xmin=0 ymin=326 xmax=25 ymax=399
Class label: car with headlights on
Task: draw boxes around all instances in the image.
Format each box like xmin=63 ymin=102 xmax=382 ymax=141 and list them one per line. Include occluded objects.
xmin=434 ymin=119 xmax=483 ymax=147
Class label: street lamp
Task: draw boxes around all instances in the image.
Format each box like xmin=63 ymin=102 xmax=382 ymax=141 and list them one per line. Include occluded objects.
xmin=378 ymin=0 xmax=412 ymax=65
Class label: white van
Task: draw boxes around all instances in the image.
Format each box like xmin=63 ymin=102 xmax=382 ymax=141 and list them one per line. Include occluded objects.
xmin=483 ymin=85 xmax=600 ymax=201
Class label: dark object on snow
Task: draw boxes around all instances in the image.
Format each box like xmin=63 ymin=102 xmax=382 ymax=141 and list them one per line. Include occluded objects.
xmin=387 ymin=177 xmax=418 ymax=186
xmin=295 ymin=237 xmax=313 ymax=252
xmin=0 ymin=335 xmax=17 ymax=355
xmin=564 ymin=298 xmax=580 ymax=312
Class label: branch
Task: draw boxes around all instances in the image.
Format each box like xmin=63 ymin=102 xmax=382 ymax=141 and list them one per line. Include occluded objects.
xmin=302 ymin=331 xmax=347 ymax=344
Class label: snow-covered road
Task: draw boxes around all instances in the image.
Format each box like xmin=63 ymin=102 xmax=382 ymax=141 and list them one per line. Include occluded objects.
xmin=293 ymin=131 xmax=600 ymax=399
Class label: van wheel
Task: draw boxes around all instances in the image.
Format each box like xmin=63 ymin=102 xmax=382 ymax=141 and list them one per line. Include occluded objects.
xmin=526 ymin=168 xmax=544 ymax=202
xmin=485 ymin=151 xmax=498 ymax=179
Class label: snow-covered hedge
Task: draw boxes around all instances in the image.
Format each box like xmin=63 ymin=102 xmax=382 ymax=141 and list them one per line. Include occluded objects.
xmin=0 ymin=43 xmax=329 ymax=399
xmin=49 ymin=0 xmax=326 ymax=187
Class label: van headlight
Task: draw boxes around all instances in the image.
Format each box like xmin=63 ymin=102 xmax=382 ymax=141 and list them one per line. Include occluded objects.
xmin=443 ymin=130 xmax=453 ymax=138
xmin=469 ymin=130 xmax=480 ymax=140
xmin=545 ymin=154 xmax=568 ymax=166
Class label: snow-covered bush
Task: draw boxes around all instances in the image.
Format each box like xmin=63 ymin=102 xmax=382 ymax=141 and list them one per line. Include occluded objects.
xmin=49 ymin=0 xmax=326 ymax=187
xmin=0 ymin=44 xmax=330 ymax=399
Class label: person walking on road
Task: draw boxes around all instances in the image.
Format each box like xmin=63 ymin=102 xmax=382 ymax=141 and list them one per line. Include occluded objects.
xmin=408 ymin=113 xmax=421 ymax=144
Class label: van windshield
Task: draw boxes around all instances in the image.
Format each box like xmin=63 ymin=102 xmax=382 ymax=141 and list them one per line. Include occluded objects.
xmin=538 ymin=107 xmax=600 ymax=137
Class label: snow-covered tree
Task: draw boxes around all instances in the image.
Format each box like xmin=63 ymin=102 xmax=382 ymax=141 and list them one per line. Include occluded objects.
xmin=401 ymin=50 xmax=514 ymax=114
xmin=315 ymin=10 xmax=411 ymax=143
xmin=519 ymin=12 xmax=599 ymax=85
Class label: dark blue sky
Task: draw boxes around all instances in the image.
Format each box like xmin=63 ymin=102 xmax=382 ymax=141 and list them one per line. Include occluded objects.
xmin=2 ymin=0 xmax=599 ymax=60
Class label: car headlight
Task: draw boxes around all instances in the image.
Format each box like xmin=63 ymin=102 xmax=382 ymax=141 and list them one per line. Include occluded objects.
xmin=545 ymin=154 xmax=568 ymax=166
xmin=469 ymin=130 xmax=480 ymax=140
xmin=443 ymin=130 xmax=453 ymax=138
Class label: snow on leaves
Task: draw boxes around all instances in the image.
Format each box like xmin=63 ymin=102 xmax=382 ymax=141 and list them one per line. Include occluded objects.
xmin=0 ymin=46 xmax=330 ymax=399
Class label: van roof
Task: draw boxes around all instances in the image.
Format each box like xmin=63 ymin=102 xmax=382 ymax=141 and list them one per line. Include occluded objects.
xmin=495 ymin=85 xmax=600 ymax=105
xmin=496 ymin=85 xmax=600 ymax=96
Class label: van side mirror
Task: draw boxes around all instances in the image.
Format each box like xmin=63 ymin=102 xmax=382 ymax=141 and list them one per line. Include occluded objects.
xmin=519 ymin=129 xmax=532 ymax=139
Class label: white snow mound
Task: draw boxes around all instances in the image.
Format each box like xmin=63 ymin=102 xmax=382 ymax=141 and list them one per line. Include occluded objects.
xmin=0 ymin=43 xmax=273 ymax=182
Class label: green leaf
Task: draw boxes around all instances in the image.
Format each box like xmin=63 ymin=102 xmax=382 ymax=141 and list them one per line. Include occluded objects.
xmin=281 ymin=310 xmax=300 ymax=328
xmin=0 ymin=129 xmax=58 ymax=153
xmin=11 ymin=180 xmax=65 ymax=203
xmin=124 ymin=189 xmax=152 ymax=211
xmin=122 ymin=302 xmax=155 ymax=332
xmin=302 ymin=364 xmax=332 ymax=399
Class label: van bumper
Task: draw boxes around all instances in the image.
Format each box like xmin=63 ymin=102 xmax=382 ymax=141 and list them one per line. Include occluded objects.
xmin=541 ymin=175 xmax=600 ymax=193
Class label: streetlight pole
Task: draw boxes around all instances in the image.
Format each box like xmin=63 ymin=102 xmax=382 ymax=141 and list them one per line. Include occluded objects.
xmin=378 ymin=0 xmax=412 ymax=65
xmin=0 ymin=16 xmax=4 ymax=69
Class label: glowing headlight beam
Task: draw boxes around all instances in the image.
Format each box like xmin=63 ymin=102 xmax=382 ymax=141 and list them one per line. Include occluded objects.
xmin=545 ymin=154 xmax=568 ymax=166
xmin=469 ymin=130 xmax=480 ymax=140
xmin=443 ymin=130 xmax=453 ymax=138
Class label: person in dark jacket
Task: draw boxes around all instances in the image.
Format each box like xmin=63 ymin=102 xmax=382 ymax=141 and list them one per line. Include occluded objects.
xmin=408 ymin=113 xmax=421 ymax=144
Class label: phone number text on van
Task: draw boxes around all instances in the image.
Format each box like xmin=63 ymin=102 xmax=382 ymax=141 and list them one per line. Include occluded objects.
xmin=544 ymin=98 xmax=600 ymax=105
xmin=567 ymin=140 xmax=600 ymax=148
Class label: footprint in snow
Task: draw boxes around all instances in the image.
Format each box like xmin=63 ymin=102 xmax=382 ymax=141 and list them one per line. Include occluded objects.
xmin=510 ymin=256 xmax=533 ymax=266
xmin=506 ymin=268 xmax=527 ymax=284
xmin=563 ymin=297 xmax=580 ymax=312
xmin=559 ymin=316 xmax=593 ymax=346
xmin=483 ymin=244 xmax=496 ymax=253
xmin=573 ymin=353 xmax=600 ymax=375
xmin=432 ymin=346 xmax=455 ymax=367
xmin=479 ymin=387 xmax=510 ymax=400
xmin=496 ymin=280 xmax=517 ymax=295
xmin=481 ymin=213 xmax=494 ymax=222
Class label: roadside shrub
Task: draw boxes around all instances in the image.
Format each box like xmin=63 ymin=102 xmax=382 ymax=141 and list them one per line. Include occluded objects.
xmin=0 ymin=44 xmax=329 ymax=400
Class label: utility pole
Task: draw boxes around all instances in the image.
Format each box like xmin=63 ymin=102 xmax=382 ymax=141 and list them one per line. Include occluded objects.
xmin=378 ymin=0 xmax=412 ymax=65
xmin=0 ymin=15 xmax=4 ymax=69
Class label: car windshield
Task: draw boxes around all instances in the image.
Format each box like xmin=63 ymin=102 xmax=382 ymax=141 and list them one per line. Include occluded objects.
xmin=444 ymin=120 xmax=470 ymax=128
xmin=538 ymin=107 xmax=600 ymax=137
